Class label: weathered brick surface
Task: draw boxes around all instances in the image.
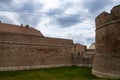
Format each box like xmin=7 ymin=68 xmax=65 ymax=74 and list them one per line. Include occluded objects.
xmin=74 ymin=44 xmax=86 ymax=53
xmin=0 ymin=32 xmax=73 ymax=70
xmin=0 ymin=44 xmax=73 ymax=67
xmin=0 ymin=23 xmax=43 ymax=36
xmin=0 ymin=32 xmax=73 ymax=45
xmin=0 ymin=22 xmax=94 ymax=71
xmin=92 ymin=5 xmax=120 ymax=79
xmin=73 ymin=44 xmax=94 ymax=67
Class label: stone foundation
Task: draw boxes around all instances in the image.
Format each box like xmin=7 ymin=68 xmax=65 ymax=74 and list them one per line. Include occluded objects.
xmin=0 ymin=64 xmax=72 ymax=71
xmin=92 ymin=69 xmax=120 ymax=79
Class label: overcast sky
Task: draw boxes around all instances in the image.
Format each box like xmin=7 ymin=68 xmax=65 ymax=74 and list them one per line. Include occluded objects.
xmin=0 ymin=0 xmax=119 ymax=47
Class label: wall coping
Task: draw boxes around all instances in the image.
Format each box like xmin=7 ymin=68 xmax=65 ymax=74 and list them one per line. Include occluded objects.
xmin=96 ymin=19 xmax=120 ymax=31
xmin=0 ymin=40 xmax=73 ymax=47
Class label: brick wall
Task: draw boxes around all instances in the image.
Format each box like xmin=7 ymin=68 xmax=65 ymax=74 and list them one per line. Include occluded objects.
xmin=73 ymin=44 xmax=94 ymax=67
xmin=92 ymin=5 xmax=120 ymax=79
xmin=0 ymin=23 xmax=43 ymax=36
xmin=0 ymin=32 xmax=74 ymax=71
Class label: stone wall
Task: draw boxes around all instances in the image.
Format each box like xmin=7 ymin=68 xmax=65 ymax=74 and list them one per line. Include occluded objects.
xmin=73 ymin=44 xmax=94 ymax=67
xmin=0 ymin=32 xmax=74 ymax=71
xmin=92 ymin=5 xmax=120 ymax=79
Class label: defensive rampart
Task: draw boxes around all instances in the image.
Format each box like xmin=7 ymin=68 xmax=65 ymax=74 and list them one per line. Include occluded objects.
xmin=0 ymin=21 xmax=94 ymax=71
xmin=0 ymin=32 xmax=74 ymax=71
xmin=73 ymin=44 xmax=94 ymax=67
xmin=0 ymin=23 xmax=43 ymax=36
xmin=92 ymin=5 xmax=120 ymax=79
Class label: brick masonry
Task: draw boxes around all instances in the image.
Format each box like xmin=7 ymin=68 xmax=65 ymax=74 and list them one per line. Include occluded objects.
xmin=0 ymin=23 xmax=43 ymax=36
xmin=0 ymin=19 xmax=94 ymax=71
xmin=0 ymin=32 xmax=74 ymax=71
xmin=0 ymin=31 xmax=94 ymax=71
xmin=92 ymin=5 xmax=120 ymax=79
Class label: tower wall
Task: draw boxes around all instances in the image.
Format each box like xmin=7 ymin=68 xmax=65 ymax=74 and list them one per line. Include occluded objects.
xmin=92 ymin=5 xmax=120 ymax=78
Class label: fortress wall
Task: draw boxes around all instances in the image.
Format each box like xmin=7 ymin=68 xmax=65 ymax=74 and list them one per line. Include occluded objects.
xmin=0 ymin=32 xmax=73 ymax=45
xmin=0 ymin=33 xmax=74 ymax=71
xmin=111 ymin=5 xmax=120 ymax=19
xmin=0 ymin=23 xmax=43 ymax=36
xmin=73 ymin=44 xmax=93 ymax=67
xmin=95 ymin=12 xmax=113 ymax=29
xmin=92 ymin=5 xmax=120 ymax=79
xmin=74 ymin=44 xmax=86 ymax=53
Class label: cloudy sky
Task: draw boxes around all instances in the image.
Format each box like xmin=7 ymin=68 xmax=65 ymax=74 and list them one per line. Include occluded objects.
xmin=0 ymin=0 xmax=119 ymax=47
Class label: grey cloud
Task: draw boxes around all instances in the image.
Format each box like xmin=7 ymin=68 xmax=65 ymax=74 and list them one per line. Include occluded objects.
xmin=0 ymin=0 xmax=43 ymax=27
xmin=45 ymin=1 xmax=81 ymax=28
xmin=13 ymin=1 xmax=44 ymax=27
xmin=65 ymin=32 xmax=95 ymax=46
xmin=54 ymin=15 xmax=81 ymax=27
xmin=61 ymin=1 xmax=74 ymax=9
xmin=18 ymin=4 xmax=35 ymax=11
xmin=46 ymin=1 xmax=74 ymax=15
xmin=0 ymin=0 xmax=11 ymax=3
xmin=18 ymin=2 xmax=43 ymax=12
xmin=78 ymin=38 xmax=95 ymax=47
xmin=0 ymin=0 xmax=43 ymax=12
xmin=18 ymin=14 xmax=41 ymax=27
xmin=83 ymin=0 xmax=112 ymax=13
xmin=86 ymin=37 xmax=95 ymax=44
xmin=0 ymin=0 xmax=12 ymax=10
xmin=74 ymin=34 xmax=95 ymax=46
xmin=48 ymin=1 xmax=74 ymax=13
xmin=48 ymin=8 xmax=65 ymax=15
xmin=46 ymin=8 xmax=65 ymax=18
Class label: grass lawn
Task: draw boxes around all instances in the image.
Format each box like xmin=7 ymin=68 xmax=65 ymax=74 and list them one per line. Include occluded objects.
xmin=0 ymin=66 xmax=119 ymax=80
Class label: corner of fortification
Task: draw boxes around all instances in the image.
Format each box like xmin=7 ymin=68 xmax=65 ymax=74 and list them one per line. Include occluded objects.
xmin=93 ymin=5 xmax=120 ymax=79
xmin=95 ymin=11 xmax=110 ymax=27
xmin=95 ymin=5 xmax=120 ymax=29
xmin=111 ymin=5 xmax=120 ymax=19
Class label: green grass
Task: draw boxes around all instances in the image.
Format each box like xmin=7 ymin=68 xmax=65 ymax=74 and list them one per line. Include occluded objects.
xmin=0 ymin=66 xmax=119 ymax=80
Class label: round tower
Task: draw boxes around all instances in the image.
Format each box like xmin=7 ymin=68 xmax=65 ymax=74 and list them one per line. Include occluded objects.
xmin=92 ymin=5 xmax=120 ymax=79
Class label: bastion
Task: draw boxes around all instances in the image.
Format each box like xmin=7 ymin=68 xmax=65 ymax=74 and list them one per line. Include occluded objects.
xmin=0 ymin=23 xmax=74 ymax=71
xmin=92 ymin=5 xmax=120 ymax=79
xmin=0 ymin=22 xmax=94 ymax=71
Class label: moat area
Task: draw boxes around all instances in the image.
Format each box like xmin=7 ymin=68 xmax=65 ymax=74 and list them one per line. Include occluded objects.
xmin=0 ymin=67 xmax=119 ymax=80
